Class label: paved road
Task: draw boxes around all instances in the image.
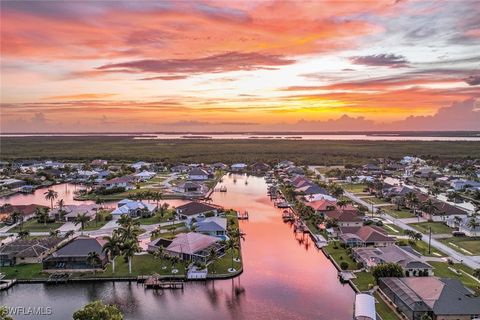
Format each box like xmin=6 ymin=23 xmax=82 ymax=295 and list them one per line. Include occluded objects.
xmin=344 ymin=191 xmax=480 ymax=270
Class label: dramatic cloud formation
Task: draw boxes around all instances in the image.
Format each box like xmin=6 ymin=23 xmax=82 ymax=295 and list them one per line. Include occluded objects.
xmin=1 ymin=0 xmax=479 ymax=132
xmin=349 ymin=54 xmax=410 ymax=68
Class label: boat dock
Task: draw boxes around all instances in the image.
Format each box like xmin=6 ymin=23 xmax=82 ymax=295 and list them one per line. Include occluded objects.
xmin=143 ymin=276 xmax=184 ymax=290
xmin=0 ymin=279 xmax=17 ymax=291
xmin=237 ymin=211 xmax=249 ymax=220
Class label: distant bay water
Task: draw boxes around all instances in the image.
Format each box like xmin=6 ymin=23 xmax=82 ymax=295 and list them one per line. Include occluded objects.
xmin=1 ymin=132 xmax=480 ymax=141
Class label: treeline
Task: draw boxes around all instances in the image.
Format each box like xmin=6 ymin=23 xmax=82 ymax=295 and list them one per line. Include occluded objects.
xmin=1 ymin=136 xmax=479 ymax=165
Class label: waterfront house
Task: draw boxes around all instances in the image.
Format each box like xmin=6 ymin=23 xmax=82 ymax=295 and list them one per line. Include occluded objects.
xmin=450 ymin=179 xmax=480 ymax=191
xmin=211 ymin=163 xmax=228 ymax=170
xmin=171 ymin=164 xmax=190 ymax=173
xmin=339 ymin=226 xmax=395 ymax=247
xmin=43 ymin=236 xmax=108 ymax=271
xmin=352 ymin=245 xmax=433 ymax=276
xmin=188 ymin=168 xmax=210 ymax=181
xmin=149 ymin=232 xmax=224 ymax=263
xmin=0 ymin=204 xmax=49 ymax=222
xmin=379 ymin=277 xmax=480 ymax=320
xmin=134 ymin=170 xmax=156 ymax=182
xmin=174 ymin=182 xmax=205 ymax=194
xmin=51 ymin=204 xmax=99 ymax=222
xmin=175 ymin=202 xmax=222 ymax=219
xmin=323 ymin=210 xmax=363 ymax=228
xmin=0 ymin=178 xmax=26 ymax=189
xmin=303 ymin=193 xmax=337 ymax=202
xmin=194 ymin=217 xmax=228 ymax=239
xmin=231 ymin=163 xmax=247 ymax=172
xmin=102 ymin=176 xmax=135 ymax=190
xmin=447 ymin=216 xmax=480 ymax=237
xmin=0 ymin=237 xmax=64 ymax=266
xmin=111 ymin=200 xmax=155 ymax=218
xmin=295 ymin=184 xmax=328 ymax=196
xmin=130 ymin=161 xmax=151 ymax=171
xmin=250 ymin=162 xmax=270 ymax=173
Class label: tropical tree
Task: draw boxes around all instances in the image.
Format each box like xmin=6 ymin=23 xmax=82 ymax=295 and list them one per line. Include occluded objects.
xmin=10 ymin=210 xmax=22 ymax=228
xmin=371 ymin=263 xmax=404 ymax=282
xmin=102 ymin=234 xmax=122 ymax=274
xmin=87 ymin=251 xmax=101 ymax=274
xmin=467 ymin=217 xmax=479 ymax=237
xmin=328 ymin=183 xmax=344 ymax=198
xmin=170 ymin=256 xmax=180 ymax=272
xmin=393 ymin=196 xmax=403 ymax=211
xmin=121 ymin=239 xmax=140 ymax=274
xmin=44 ymin=189 xmax=58 ymax=210
xmin=152 ymin=192 xmax=163 ymax=210
xmin=73 ymin=300 xmax=123 ymax=320
xmin=207 ymin=247 xmax=218 ymax=275
xmin=18 ymin=230 xmax=30 ymax=239
xmin=159 ymin=203 xmax=170 ymax=218
xmin=154 ymin=246 xmax=166 ymax=270
xmin=34 ymin=207 xmax=50 ymax=226
xmin=405 ymin=192 xmax=420 ymax=216
xmin=49 ymin=230 xmax=60 ymax=237
xmin=226 ymin=238 xmax=239 ymax=271
xmin=56 ymin=199 xmax=65 ymax=211
xmin=421 ymin=199 xmax=437 ymax=218
xmin=117 ymin=214 xmax=133 ymax=228
xmin=75 ymin=212 xmax=90 ymax=232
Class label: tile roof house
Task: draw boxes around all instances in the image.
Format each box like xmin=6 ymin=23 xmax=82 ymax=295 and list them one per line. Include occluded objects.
xmin=188 ymin=168 xmax=211 ymax=181
xmin=111 ymin=200 xmax=156 ymax=218
xmin=324 ymin=210 xmax=363 ymax=227
xmin=379 ymin=277 xmax=480 ymax=320
xmin=175 ymin=202 xmax=222 ymax=219
xmin=250 ymin=162 xmax=270 ymax=173
xmin=43 ymin=236 xmax=108 ymax=271
xmin=102 ymin=176 xmax=135 ymax=190
xmin=174 ymin=181 xmax=205 ymax=194
xmin=149 ymin=232 xmax=225 ymax=263
xmin=353 ymin=245 xmax=433 ymax=276
xmin=0 ymin=237 xmax=64 ymax=266
xmin=0 ymin=204 xmax=49 ymax=221
xmin=51 ymin=204 xmax=99 ymax=222
xmin=194 ymin=217 xmax=228 ymax=239
xmin=339 ymin=226 xmax=396 ymax=247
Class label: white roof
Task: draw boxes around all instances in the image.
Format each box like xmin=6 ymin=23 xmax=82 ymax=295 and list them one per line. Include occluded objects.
xmin=354 ymin=294 xmax=376 ymax=320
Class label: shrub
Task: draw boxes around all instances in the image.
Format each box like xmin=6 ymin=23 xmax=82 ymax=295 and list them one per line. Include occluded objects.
xmin=340 ymin=262 xmax=349 ymax=270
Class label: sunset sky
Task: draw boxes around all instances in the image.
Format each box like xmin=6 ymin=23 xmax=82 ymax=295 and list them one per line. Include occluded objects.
xmin=1 ymin=0 xmax=479 ymax=132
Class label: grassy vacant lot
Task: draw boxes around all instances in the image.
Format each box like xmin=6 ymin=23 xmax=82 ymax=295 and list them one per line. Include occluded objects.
xmin=397 ymin=239 xmax=445 ymax=257
xmin=428 ymin=261 xmax=480 ymax=289
xmin=2 ymin=137 xmax=480 ymax=164
xmin=98 ymin=254 xmax=187 ymax=277
xmin=439 ymin=237 xmax=480 ymax=255
xmin=10 ymin=220 xmax=64 ymax=233
xmin=410 ymin=222 xmax=453 ymax=235
xmin=323 ymin=243 xmax=358 ymax=270
xmin=82 ymin=220 xmax=110 ymax=231
xmin=383 ymin=207 xmax=415 ymax=219
xmin=381 ymin=223 xmax=403 ymax=235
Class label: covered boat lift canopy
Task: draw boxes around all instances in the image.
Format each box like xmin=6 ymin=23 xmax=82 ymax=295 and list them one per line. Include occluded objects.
xmin=354 ymin=293 xmax=376 ymax=320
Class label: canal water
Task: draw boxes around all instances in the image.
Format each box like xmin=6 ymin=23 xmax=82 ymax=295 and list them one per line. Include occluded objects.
xmin=0 ymin=174 xmax=354 ymax=319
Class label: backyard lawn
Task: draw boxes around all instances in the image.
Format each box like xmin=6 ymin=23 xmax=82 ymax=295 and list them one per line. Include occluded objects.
xmin=208 ymin=248 xmax=242 ymax=275
xmin=352 ymin=272 xmax=375 ymax=291
xmin=374 ymin=292 xmax=402 ymax=320
xmin=1 ymin=263 xmax=46 ymax=279
xmin=137 ymin=211 xmax=174 ymax=225
xmin=439 ymin=237 xmax=480 ymax=255
xmin=99 ymin=254 xmax=187 ymax=277
xmin=10 ymin=220 xmax=64 ymax=233
xmin=82 ymin=220 xmax=111 ymax=231
xmin=410 ymin=222 xmax=453 ymax=235
xmin=428 ymin=261 xmax=480 ymax=289
xmin=362 ymin=197 xmax=389 ymax=205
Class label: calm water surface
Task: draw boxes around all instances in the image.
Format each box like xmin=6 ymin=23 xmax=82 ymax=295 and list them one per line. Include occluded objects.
xmin=0 ymin=174 xmax=354 ymax=319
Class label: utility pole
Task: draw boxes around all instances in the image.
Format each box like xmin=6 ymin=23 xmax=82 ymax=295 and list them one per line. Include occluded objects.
xmin=428 ymin=227 xmax=432 ymax=254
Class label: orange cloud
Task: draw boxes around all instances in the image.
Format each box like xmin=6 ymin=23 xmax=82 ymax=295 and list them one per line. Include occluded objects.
xmin=43 ymin=93 xmax=117 ymax=100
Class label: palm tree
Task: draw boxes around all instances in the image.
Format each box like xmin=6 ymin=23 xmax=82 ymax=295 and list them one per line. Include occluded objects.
xmin=421 ymin=199 xmax=437 ymax=219
xmin=226 ymin=238 xmax=239 ymax=271
xmin=405 ymin=192 xmax=420 ymax=217
xmin=87 ymin=251 xmax=101 ymax=274
xmin=10 ymin=210 xmax=22 ymax=229
xmin=118 ymin=214 xmax=133 ymax=228
xmin=49 ymin=230 xmax=60 ymax=237
xmin=34 ymin=207 xmax=49 ymax=226
xmin=152 ymin=192 xmax=163 ymax=211
xmin=122 ymin=239 xmax=140 ymax=274
xmin=207 ymin=248 xmax=218 ymax=275
xmin=118 ymin=223 xmax=141 ymax=243
xmin=159 ymin=203 xmax=170 ymax=218
xmin=170 ymin=256 xmax=180 ymax=273
xmin=75 ymin=212 xmax=90 ymax=232
xmin=44 ymin=189 xmax=58 ymax=210
xmin=95 ymin=197 xmax=105 ymax=209
xmin=18 ymin=230 xmax=30 ymax=239
xmin=56 ymin=199 xmax=65 ymax=211
xmin=102 ymin=234 xmax=121 ymax=274
xmin=467 ymin=217 xmax=479 ymax=237
xmin=154 ymin=246 xmax=166 ymax=270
